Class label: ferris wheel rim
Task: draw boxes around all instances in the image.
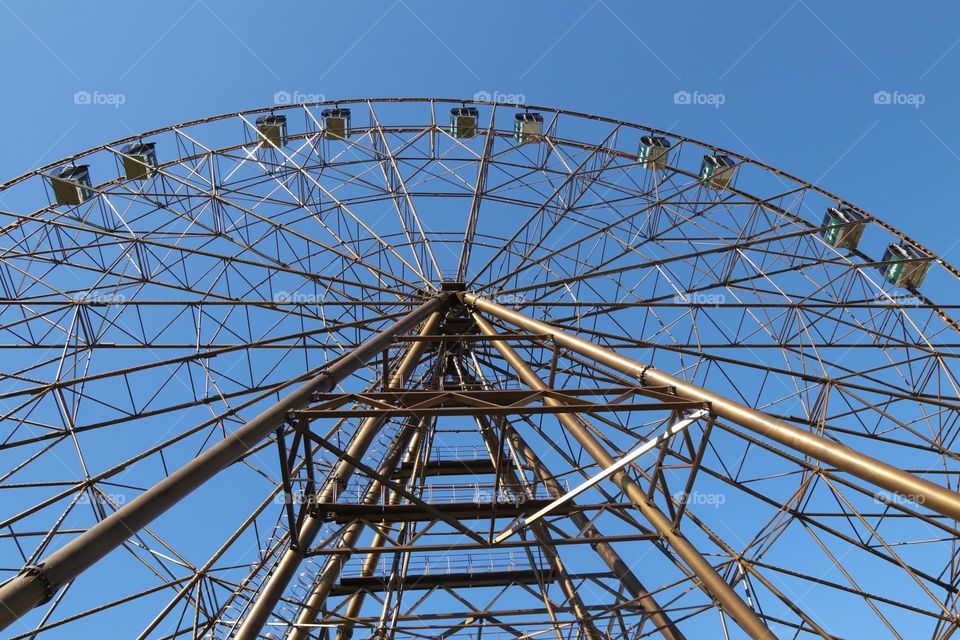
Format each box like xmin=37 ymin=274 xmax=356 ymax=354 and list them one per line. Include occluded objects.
xmin=0 ymin=96 xmax=952 ymax=284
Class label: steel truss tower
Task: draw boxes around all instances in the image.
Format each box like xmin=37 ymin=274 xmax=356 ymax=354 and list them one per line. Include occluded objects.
xmin=1 ymin=98 xmax=959 ymax=639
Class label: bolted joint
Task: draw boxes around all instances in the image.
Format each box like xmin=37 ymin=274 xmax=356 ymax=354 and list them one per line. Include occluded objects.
xmin=637 ymin=365 xmax=653 ymax=387
xmin=20 ymin=564 xmax=56 ymax=605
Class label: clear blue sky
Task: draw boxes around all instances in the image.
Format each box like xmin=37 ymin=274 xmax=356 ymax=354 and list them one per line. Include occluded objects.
xmin=2 ymin=2 xmax=960 ymax=637
xmin=1 ymin=1 xmax=958 ymax=259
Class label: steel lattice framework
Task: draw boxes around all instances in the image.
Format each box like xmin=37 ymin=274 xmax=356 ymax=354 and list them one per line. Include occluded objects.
xmin=0 ymin=97 xmax=959 ymax=639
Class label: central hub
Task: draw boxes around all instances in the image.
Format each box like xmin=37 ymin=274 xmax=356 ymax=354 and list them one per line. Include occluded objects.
xmin=440 ymin=281 xmax=467 ymax=292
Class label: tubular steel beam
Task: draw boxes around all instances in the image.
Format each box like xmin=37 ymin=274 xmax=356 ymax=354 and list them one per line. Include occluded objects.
xmin=0 ymin=295 xmax=448 ymax=634
xmin=464 ymin=292 xmax=960 ymax=522
xmin=302 ymin=415 xmax=429 ymax=640
xmin=332 ymin=434 xmax=426 ymax=640
xmin=470 ymin=311 xmax=776 ymax=640
xmin=235 ymin=311 xmax=446 ymax=640
xmin=456 ymin=102 xmax=496 ymax=281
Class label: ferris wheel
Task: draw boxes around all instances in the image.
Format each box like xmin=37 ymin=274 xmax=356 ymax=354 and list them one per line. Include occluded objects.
xmin=0 ymin=97 xmax=958 ymax=639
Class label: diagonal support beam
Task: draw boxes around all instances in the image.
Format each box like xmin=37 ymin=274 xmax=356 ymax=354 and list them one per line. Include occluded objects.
xmin=0 ymin=295 xmax=449 ymax=633
xmin=331 ymin=421 xmax=429 ymax=640
xmin=470 ymin=311 xmax=776 ymax=640
xmin=495 ymin=409 xmax=709 ymax=544
xmin=464 ymin=292 xmax=960 ymax=522
xmin=292 ymin=414 xmax=431 ymax=640
xmin=490 ymin=416 xmax=688 ymax=640
xmin=236 ymin=310 xmax=447 ymax=640
xmin=471 ymin=415 xmax=604 ymax=640
xmin=457 ymin=347 xmax=686 ymax=640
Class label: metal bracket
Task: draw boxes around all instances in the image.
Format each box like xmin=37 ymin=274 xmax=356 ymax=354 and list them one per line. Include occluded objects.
xmin=638 ymin=365 xmax=653 ymax=387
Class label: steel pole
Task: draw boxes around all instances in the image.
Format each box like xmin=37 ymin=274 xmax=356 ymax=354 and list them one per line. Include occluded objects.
xmin=464 ymin=293 xmax=960 ymax=522
xmin=236 ymin=310 xmax=445 ymax=640
xmin=0 ymin=295 xmax=448 ymax=633
xmin=330 ymin=424 xmax=427 ymax=640
xmin=293 ymin=415 xmax=428 ymax=640
xmin=471 ymin=311 xmax=775 ymax=640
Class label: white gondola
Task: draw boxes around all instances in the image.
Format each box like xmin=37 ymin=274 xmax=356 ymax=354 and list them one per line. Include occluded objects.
xmin=322 ymin=108 xmax=351 ymax=140
xmin=255 ymin=114 xmax=288 ymax=147
xmin=450 ymin=107 xmax=479 ymax=139
xmin=514 ymin=112 xmax=543 ymax=144
xmin=121 ymin=142 xmax=158 ymax=180
xmin=820 ymin=206 xmax=867 ymax=250
xmin=700 ymin=154 xmax=737 ymax=189
xmin=637 ymin=135 xmax=671 ymax=169
xmin=879 ymin=243 xmax=931 ymax=289
xmin=50 ymin=165 xmax=93 ymax=205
